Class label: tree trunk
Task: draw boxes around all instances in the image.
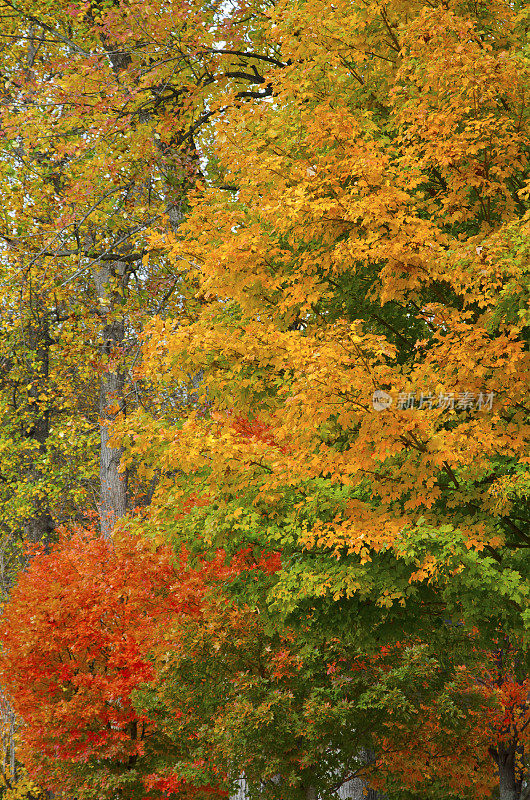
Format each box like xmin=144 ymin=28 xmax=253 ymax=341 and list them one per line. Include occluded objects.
xmin=94 ymin=262 xmax=128 ymax=539
xmin=497 ymin=742 xmax=521 ymax=800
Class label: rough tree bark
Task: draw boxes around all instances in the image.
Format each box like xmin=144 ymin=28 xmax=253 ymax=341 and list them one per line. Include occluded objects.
xmin=93 ymin=261 xmax=128 ymax=539
xmin=496 ymin=741 xmax=522 ymax=800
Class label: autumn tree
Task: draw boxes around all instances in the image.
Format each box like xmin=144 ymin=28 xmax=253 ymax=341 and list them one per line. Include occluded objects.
xmin=0 ymin=529 xmax=182 ymax=800
xmin=0 ymin=0 xmax=284 ymax=539
xmin=140 ymin=592 xmax=499 ymax=800
xmin=122 ymin=0 xmax=530 ymax=797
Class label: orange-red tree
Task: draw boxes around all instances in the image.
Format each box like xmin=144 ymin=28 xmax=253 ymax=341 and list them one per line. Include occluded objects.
xmin=0 ymin=528 xmax=230 ymax=800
